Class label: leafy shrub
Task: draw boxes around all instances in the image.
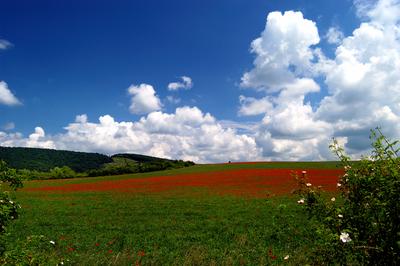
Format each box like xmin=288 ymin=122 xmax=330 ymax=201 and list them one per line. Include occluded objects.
xmin=0 ymin=160 xmax=22 ymax=255
xmin=295 ymin=129 xmax=400 ymax=265
xmin=49 ymin=166 xmax=77 ymax=179
xmin=17 ymin=168 xmax=43 ymax=180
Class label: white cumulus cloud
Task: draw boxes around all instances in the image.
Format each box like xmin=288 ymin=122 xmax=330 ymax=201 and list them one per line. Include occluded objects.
xmin=0 ymin=127 xmax=55 ymax=149
xmin=241 ymin=11 xmax=320 ymax=91
xmin=128 ymin=83 xmax=162 ymax=115
xmin=240 ymin=0 xmax=400 ymax=159
xmin=315 ymin=0 xmax=400 ymax=151
xmin=0 ymin=81 xmax=21 ymax=106
xmin=168 ymin=76 xmax=193 ymax=91
xmin=238 ymin=95 xmax=273 ymax=116
xmin=239 ymin=10 xmax=333 ymax=160
xmin=0 ymin=107 xmax=261 ymax=163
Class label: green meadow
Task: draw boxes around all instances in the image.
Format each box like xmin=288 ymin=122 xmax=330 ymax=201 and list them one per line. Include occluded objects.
xmin=4 ymin=162 xmax=340 ymax=265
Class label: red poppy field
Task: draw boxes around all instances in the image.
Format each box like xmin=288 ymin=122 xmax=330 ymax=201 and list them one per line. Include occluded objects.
xmin=26 ymin=163 xmax=343 ymax=198
xmin=9 ymin=162 xmax=344 ymax=265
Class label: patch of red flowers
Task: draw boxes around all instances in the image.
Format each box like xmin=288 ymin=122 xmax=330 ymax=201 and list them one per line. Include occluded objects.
xmin=26 ymin=168 xmax=343 ymax=198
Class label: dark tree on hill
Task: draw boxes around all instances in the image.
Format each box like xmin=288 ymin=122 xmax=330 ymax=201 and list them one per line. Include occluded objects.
xmin=0 ymin=147 xmax=112 ymax=172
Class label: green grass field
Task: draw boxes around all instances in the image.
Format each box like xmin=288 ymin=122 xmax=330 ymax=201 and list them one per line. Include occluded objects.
xmin=5 ymin=162 xmax=341 ymax=265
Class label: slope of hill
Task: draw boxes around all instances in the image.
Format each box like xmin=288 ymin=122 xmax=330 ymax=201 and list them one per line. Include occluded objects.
xmin=0 ymin=146 xmax=112 ymax=172
xmin=111 ymin=153 xmax=170 ymax=163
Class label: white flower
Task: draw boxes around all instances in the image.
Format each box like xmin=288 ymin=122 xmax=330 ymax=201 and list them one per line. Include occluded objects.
xmin=338 ymin=214 xmax=343 ymax=218
xmin=337 ymin=183 xmax=342 ymax=187
xmin=297 ymin=198 xmax=305 ymax=204
xmin=301 ymin=170 xmax=307 ymax=174
xmin=306 ymin=183 xmax=312 ymax=187
xmin=344 ymin=165 xmax=351 ymax=171
xmin=331 ymin=197 xmax=336 ymax=202
xmin=284 ymin=255 xmax=290 ymax=260
xmin=50 ymin=240 xmax=55 ymax=245
xmin=340 ymin=232 xmax=351 ymax=243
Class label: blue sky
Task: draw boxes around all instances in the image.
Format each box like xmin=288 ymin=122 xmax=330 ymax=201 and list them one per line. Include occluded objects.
xmin=1 ymin=0 xmax=400 ymax=162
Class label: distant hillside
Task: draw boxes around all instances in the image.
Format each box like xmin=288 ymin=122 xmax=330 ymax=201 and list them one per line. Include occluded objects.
xmin=112 ymin=153 xmax=171 ymax=163
xmin=0 ymin=146 xmax=112 ymax=172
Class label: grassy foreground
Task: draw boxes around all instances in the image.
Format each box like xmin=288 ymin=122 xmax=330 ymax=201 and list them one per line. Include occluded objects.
xmin=4 ymin=162 xmax=339 ymax=265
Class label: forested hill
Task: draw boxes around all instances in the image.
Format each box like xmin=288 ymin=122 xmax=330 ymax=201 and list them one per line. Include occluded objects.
xmin=0 ymin=146 xmax=112 ymax=172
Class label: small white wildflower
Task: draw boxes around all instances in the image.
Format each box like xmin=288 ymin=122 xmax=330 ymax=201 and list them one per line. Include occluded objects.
xmin=337 ymin=183 xmax=342 ymax=187
xmin=297 ymin=198 xmax=305 ymax=204
xmin=344 ymin=165 xmax=351 ymax=171
xmin=50 ymin=240 xmax=55 ymax=245
xmin=0 ymin=200 xmax=4 ymax=203
xmin=301 ymin=170 xmax=307 ymax=174
xmin=306 ymin=183 xmax=312 ymax=187
xmin=10 ymin=216 xmax=14 ymax=219
xmin=331 ymin=197 xmax=336 ymax=202
xmin=338 ymin=214 xmax=343 ymax=218
xmin=284 ymin=255 xmax=290 ymax=260
xmin=340 ymin=232 xmax=351 ymax=243
xmin=9 ymin=200 xmax=13 ymax=204
xmin=60 ymin=262 xmax=64 ymax=265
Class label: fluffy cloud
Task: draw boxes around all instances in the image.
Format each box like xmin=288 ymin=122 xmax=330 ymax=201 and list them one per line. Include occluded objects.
xmin=128 ymin=83 xmax=162 ymax=114
xmin=239 ymin=11 xmax=333 ymax=160
xmin=168 ymin=76 xmax=193 ymax=91
xmin=355 ymin=0 xmax=400 ymax=25
xmin=240 ymin=0 xmax=400 ymax=159
xmin=0 ymin=81 xmax=21 ymax=106
xmin=0 ymin=39 xmax=12 ymax=50
xmin=238 ymin=95 xmax=273 ymax=116
xmin=0 ymin=107 xmax=261 ymax=163
xmin=316 ymin=0 xmax=400 ymax=150
xmin=241 ymin=11 xmax=319 ymax=91
xmin=0 ymin=127 xmax=55 ymax=149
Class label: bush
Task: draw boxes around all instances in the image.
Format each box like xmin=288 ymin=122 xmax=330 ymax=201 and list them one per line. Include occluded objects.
xmin=49 ymin=166 xmax=77 ymax=179
xmin=0 ymin=160 xmax=22 ymax=255
xmin=295 ymin=129 xmax=400 ymax=265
